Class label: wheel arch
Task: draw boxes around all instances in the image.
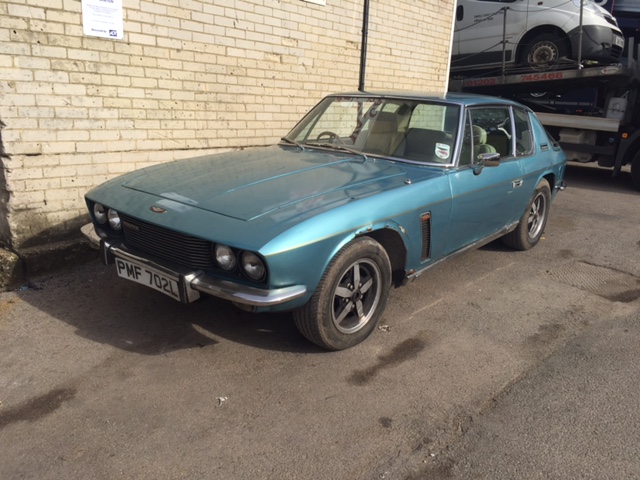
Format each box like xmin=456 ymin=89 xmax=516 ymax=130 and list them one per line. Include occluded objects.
xmin=361 ymin=227 xmax=408 ymax=287
xmin=542 ymin=171 xmax=556 ymax=191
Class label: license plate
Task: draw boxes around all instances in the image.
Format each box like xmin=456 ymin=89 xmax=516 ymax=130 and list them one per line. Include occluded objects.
xmin=115 ymin=257 xmax=181 ymax=301
xmin=615 ymin=36 xmax=624 ymax=48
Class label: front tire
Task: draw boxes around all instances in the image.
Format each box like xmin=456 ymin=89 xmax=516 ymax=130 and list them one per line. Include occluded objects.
xmin=294 ymin=237 xmax=392 ymax=350
xmin=522 ymin=33 xmax=566 ymax=70
xmin=503 ymin=179 xmax=551 ymax=251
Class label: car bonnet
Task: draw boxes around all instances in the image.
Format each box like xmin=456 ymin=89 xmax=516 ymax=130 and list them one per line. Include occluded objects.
xmin=119 ymin=146 xmax=409 ymax=221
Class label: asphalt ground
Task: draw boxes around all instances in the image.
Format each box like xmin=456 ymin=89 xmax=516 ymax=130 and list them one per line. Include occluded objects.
xmin=0 ymin=163 xmax=638 ymax=480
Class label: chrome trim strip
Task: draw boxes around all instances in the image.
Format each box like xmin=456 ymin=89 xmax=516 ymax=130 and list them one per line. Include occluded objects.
xmin=181 ymin=272 xmax=203 ymax=303
xmin=190 ymin=276 xmax=307 ymax=307
xmin=406 ymin=222 xmax=518 ymax=282
xmin=81 ymin=223 xmax=101 ymax=249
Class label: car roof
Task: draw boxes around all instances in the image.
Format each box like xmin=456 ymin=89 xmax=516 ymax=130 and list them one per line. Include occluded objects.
xmin=326 ymin=91 xmax=525 ymax=108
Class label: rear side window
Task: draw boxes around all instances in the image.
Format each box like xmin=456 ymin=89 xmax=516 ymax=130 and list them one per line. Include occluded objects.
xmin=514 ymin=108 xmax=533 ymax=156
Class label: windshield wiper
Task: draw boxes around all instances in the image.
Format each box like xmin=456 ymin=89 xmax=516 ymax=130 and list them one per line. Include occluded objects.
xmin=279 ymin=137 xmax=305 ymax=150
xmin=304 ymin=142 xmax=369 ymax=162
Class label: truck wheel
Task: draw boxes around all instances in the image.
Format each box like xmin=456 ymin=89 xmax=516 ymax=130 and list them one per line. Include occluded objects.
xmin=632 ymin=152 xmax=640 ymax=191
xmin=503 ymin=179 xmax=551 ymax=251
xmin=294 ymin=237 xmax=391 ymax=350
xmin=522 ymin=33 xmax=566 ymax=70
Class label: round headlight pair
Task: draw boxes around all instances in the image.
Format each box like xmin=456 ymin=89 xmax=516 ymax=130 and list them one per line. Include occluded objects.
xmin=93 ymin=203 xmax=121 ymax=231
xmin=241 ymin=251 xmax=266 ymax=281
xmin=213 ymin=244 xmax=266 ymax=282
xmin=214 ymin=244 xmax=236 ymax=271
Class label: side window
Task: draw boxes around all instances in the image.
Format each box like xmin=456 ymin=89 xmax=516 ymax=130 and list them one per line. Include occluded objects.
xmin=459 ymin=110 xmax=501 ymax=167
xmin=514 ymin=108 xmax=533 ymax=156
xmin=467 ymin=107 xmax=513 ymax=158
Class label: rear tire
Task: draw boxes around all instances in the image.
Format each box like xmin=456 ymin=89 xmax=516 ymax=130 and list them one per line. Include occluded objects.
xmin=293 ymin=237 xmax=391 ymax=351
xmin=503 ymin=179 xmax=551 ymax=251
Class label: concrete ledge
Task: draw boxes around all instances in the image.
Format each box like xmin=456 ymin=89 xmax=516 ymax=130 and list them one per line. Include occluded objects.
xmin=0 ymin=238 xmax=98 ymax=291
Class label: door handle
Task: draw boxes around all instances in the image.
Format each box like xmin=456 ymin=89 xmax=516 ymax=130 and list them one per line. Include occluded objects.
xmin=512 ymin=180 xmax=523 ymax=188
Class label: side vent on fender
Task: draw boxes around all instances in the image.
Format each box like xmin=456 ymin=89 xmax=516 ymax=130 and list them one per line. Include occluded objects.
xmin=421 ymin=212 xmax=432 ymax=261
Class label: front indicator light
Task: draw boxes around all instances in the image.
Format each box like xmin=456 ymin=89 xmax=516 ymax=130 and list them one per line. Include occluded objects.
xmin=241 ymin=252 xmax=266 ymax=281
xmin=107 ymin=209 xmax=121 ymax=231
xmin=214 ymin=244 xmax=236 ymax=271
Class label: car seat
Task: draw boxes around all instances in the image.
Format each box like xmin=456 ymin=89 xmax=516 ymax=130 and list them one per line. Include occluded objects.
xmin=363 ymin=112 xmax=402 ymax=155
xmin=460 ymin=125 xmax=496 ymax=166
xmin=397 ymin=128 xmax=450 ymax=162
xmin=474 ymin=126 xmax=497 ymax=155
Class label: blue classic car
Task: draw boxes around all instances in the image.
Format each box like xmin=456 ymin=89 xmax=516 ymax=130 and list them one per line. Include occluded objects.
xmin=82 ymin=92 xmax=566 ymax=350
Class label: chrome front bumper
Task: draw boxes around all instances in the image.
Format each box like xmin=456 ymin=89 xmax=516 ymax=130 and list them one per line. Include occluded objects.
xmin=81 ymin=223 xmax=307 ymax=307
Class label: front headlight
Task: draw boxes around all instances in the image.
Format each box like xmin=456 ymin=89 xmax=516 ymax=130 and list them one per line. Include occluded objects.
xmin=241 ymin=251 xmax=266 ymax=281
xmin=584 ymin=2 xmax=603 ymax=17
xmin=93 ymin=203 xmax=107 ymax=224
xmin=107 ymin=208 xmax=121 ymax=230
xmin=214 ymin=244 xmax=237 ymax=271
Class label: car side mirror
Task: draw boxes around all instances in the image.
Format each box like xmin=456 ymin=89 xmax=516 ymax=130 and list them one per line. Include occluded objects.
xmin=472 ymin=152 xmax=501 ymax=175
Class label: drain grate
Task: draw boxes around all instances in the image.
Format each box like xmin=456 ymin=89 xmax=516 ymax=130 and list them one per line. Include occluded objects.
xmin=547 ymin=261 xmax=640 ymax=303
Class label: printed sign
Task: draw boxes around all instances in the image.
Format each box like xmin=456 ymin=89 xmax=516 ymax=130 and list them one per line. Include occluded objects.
xmin=82 ymin=0 xmax=123 ymax=39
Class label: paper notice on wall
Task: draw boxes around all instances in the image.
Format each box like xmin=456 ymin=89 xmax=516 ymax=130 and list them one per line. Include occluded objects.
xmin=82 ymin=0 xmax=124 ymax=39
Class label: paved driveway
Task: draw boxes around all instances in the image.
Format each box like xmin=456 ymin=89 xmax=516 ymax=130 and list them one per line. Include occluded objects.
xmin=1 ymin=164 xmax=638 ymax=480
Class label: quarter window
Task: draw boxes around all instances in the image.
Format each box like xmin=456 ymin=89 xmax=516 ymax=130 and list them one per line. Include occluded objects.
xmin=514 ymin=108 xmax=534 ymax=156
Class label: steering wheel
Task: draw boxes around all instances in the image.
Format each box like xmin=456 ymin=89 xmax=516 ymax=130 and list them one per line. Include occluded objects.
xmin=316 ymin=131 xmax=342 ymax=143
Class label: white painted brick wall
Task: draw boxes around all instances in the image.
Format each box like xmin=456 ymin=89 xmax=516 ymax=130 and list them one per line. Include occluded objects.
xmin=0 ymin=0 xmax=454 ymax=248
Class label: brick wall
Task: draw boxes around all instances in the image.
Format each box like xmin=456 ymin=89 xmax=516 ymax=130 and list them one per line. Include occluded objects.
xmin=0 ymin=0 xmax=454 ymax=249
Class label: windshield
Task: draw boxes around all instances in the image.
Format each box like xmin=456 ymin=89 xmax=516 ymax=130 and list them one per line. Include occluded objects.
xmin=284 ymin=96 xmax=462 ymax=165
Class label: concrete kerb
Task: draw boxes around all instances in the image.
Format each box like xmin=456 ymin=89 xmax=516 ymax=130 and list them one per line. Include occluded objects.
xmin=0 ymin=238 xmax=97 ymax=291
xmin=0 ymin=247 xmax=23 ymax=291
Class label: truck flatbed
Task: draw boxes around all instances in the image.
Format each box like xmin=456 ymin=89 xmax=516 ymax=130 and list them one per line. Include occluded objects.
xmin=449 ymin=64 xmax=636 ymax=95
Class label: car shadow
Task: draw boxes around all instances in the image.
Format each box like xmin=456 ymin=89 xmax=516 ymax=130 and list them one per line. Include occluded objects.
xmin=479 ymin=239 xmax=512 ymax=252
xmin=563 ymin=163 xmax=638 ymax=195
xmin=18 ymin=162 xmax=625 ymax=356
xmin=14 ymin=258 xmax=324 ymax=355
xmin=482 ymin=163 xmax=638 ymax=252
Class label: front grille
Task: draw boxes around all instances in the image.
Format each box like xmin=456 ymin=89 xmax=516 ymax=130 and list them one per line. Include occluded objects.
xmin=611 ymin=45 xmax=623 ymax=60
xmin=120 ymin=214 xmax=214 ymax=269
